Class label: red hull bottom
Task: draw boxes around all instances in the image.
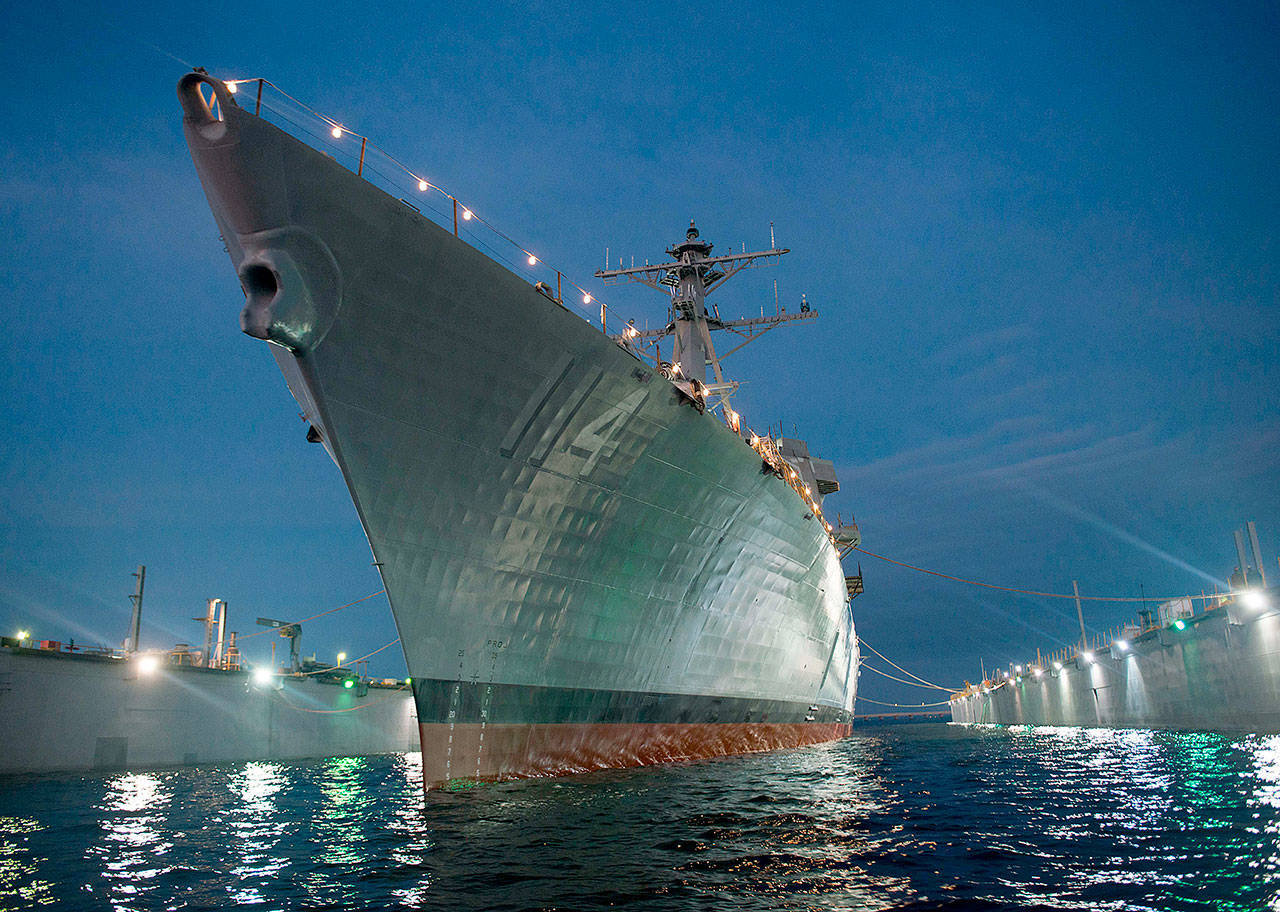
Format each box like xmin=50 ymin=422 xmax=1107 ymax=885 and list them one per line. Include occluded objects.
xmin=418 ymin=721 xmax=853 ymax=789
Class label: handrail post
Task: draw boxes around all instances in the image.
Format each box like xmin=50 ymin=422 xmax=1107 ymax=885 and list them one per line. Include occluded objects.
xmin=453 ymin=199 xmax=458 ymax=236
xmin=255 ymin=79 xmax=263 ymax=115
xmin=357 ymin=137 xmax=367 ymax=177
xmin=557 ymin=272 xmax=562 ymax=303
xmin=600 ymin=301 xmax=606 ymax=332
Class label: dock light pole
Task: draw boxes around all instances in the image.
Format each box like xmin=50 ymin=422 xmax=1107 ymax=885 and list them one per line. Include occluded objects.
xmin=1073 ymin=580 xmax=1087 ymax=652
xmin=126 ymin=566 xmax=145 ymax=654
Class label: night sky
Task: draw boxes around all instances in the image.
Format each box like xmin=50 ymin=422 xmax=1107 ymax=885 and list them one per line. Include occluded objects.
xmin=2 ymin=2 xmax=1277 ymax=706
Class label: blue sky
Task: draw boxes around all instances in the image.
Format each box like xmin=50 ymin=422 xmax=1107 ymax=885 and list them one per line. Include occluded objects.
xmin=1 ymin=2 xmax=1277 ymax=704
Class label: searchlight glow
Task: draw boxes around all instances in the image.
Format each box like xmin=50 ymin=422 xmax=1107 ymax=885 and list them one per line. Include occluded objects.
xmin=253 ymin=666 xmax=274 ymax=686
xmin=1243 ymin=589 xmax=1268 ymax=611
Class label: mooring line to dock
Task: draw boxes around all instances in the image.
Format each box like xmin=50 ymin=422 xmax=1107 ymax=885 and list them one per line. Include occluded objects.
xmin=299 ymin=637 xmax=403 ymax=676
xmin=851 ymin=546 xmax=1218 ymax=603
xmin=856 ymin=695 xmax=953 ymax=708
xmin=859 ymin=639 xmax=957 ymax=691
xmin=861 ymin=663 xmax=953 ymax=691
xmin=238 ymin=589 xmax=388 ymax=643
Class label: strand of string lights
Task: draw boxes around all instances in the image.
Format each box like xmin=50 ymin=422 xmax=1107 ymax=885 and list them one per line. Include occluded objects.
xmin=223 ymin=78 xmax=616 ymax=321
xmin=210 ymin=75 xmax=843 ymax=548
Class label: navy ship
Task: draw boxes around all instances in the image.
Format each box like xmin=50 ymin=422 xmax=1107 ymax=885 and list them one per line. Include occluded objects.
xmin=179 ymin=72 xmax=860 ymax=789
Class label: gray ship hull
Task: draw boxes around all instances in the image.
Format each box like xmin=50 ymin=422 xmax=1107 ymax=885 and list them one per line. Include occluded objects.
xmin=180 ymin=75 xmax=857 ymax=787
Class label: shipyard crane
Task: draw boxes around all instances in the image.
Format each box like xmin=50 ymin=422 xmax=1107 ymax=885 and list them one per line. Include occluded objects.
xmin=256 ymin=617 xmax=302 ymax=672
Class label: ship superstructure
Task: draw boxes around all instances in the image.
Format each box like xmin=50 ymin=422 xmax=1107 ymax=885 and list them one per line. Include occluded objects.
xmin=179 ymin=72 xmax=861 ymax=788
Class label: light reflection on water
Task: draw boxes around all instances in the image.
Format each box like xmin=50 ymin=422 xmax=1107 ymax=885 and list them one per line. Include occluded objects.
xmin=2 ymin=727 xmax=1280 ymax=909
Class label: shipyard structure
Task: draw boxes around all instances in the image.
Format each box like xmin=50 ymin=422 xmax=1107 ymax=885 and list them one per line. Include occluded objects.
xmin=179 ymin=72 xmax=862 ymax=790
xmin=952 ymin=524 xmax=1279 ymax=732
xmin=0 ymin=644 xmax=416 ymax=775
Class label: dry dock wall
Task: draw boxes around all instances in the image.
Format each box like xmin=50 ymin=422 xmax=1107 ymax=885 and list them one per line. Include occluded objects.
xmin=0 ymin=649 xmax=418 ymax=774
xmin=951 ymin=606 xmax=1280 ymax=732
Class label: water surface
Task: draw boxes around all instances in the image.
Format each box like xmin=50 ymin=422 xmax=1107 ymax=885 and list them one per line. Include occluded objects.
xmin=1 ymin=723 xmax=1277 ymax=910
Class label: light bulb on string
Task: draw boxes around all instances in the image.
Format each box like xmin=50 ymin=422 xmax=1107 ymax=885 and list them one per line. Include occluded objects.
xmin=226 ymin=81 xmax=238 ymax=94
xmin=527 ymin=255 xmax=537 ymax=266
xmin=462 ymin=209 xmax=472 ymax=220
xmin=583 ymin=293 xmax=593 ymax=305
xmin=418 ymin=180 xmax=429 ymax=191
xmin=331 ymin=125 xmax=343 ymax=139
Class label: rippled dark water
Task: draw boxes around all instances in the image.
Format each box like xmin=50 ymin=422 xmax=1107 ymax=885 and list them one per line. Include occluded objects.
xmin=2 ymin=723 xmax=1279 ymax=910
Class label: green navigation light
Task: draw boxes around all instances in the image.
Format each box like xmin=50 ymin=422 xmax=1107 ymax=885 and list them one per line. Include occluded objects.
xmin=1173 ymin=619 xmax=1187 ymax=631
xmin=343 ymin=678 xmax=355 ymax=689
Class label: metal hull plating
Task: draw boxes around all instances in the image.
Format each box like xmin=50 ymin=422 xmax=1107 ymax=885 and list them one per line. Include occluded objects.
xmin=181 ymin=77 xmax=857 ymax=787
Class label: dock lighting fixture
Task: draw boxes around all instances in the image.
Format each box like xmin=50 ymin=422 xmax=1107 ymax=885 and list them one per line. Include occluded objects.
xmin=16 ymin=629 xmax=29 ymax=642
xmin=404 ymin=678 xmax=411 ymax=685
xmin=226 ymin=81 xmax=238 ymax=94
xmin=1173 ymin=619 xmax=1187 ymax=631
xmin=1034 ymin=668 xmax=1044 ymax=678
xmin=527 ymin=254 xmax=537 ymax=266
xmin=1054 ymin=661 xmax=1063 ymax=671
xmin=1081 ymin=651 xmax=1095 ymax=664
xmin=343 ymin=678 xmax=355 ymax=690
xmin=1243 ymin=590 xmax=1268 ymax=611
xmin=253 ymin=666 xmax=273 ymax=686
xmin=462 ymin=208 xmax=472 ymax=220
xmin=1002 ymin=671 xmax=1009 ymax=679
xmin=136 ymin=655 xmax=159 ymax=676
xmin=336 ymin=652 xmax=347 ymax=664
xmin=331 ymin=125 xmax=343 ymax=139
xmin=418 ymin=179 xmax=429 ymax=191
xmin=583 ymin=293 xmax=593 ymax=305
xmin=1014 ymin=665 xmax=1022 ymax=673
xmin=1115 ymin=639 xmax=1129 ymax=652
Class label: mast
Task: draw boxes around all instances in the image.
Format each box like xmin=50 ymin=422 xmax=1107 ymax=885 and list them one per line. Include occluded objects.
xmin=595 ymin=222 xmax=815 ymax=410
xmin=126 ymin=565 xmax=145 ymax=654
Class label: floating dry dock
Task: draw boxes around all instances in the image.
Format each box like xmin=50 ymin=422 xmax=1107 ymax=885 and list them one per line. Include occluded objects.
xmin=951 ymin=586 xmax=1280 ymax=732
xmin=0 ymin=643 xmax=417 ymax=774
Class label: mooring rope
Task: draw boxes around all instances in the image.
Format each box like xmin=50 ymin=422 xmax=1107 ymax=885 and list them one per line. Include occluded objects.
xmin=859 ymin=638 xmax=957 ymax=691
xmin=860 ymin=663 xmax=953 ymax=691
xmin=855 ymin=695 xmax=953 ymax=708
xmin=851 ymin=546 xmax=1218 ymax=603
xmin=238 ymin=590 xmax=387 ymax=642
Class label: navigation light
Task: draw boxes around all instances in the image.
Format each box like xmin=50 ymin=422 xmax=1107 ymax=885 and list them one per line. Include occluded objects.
xmin=343 ymin=678 xmax=355 ymax=690
xmin=1173 ymin=619 xmax=1187 ymax=631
